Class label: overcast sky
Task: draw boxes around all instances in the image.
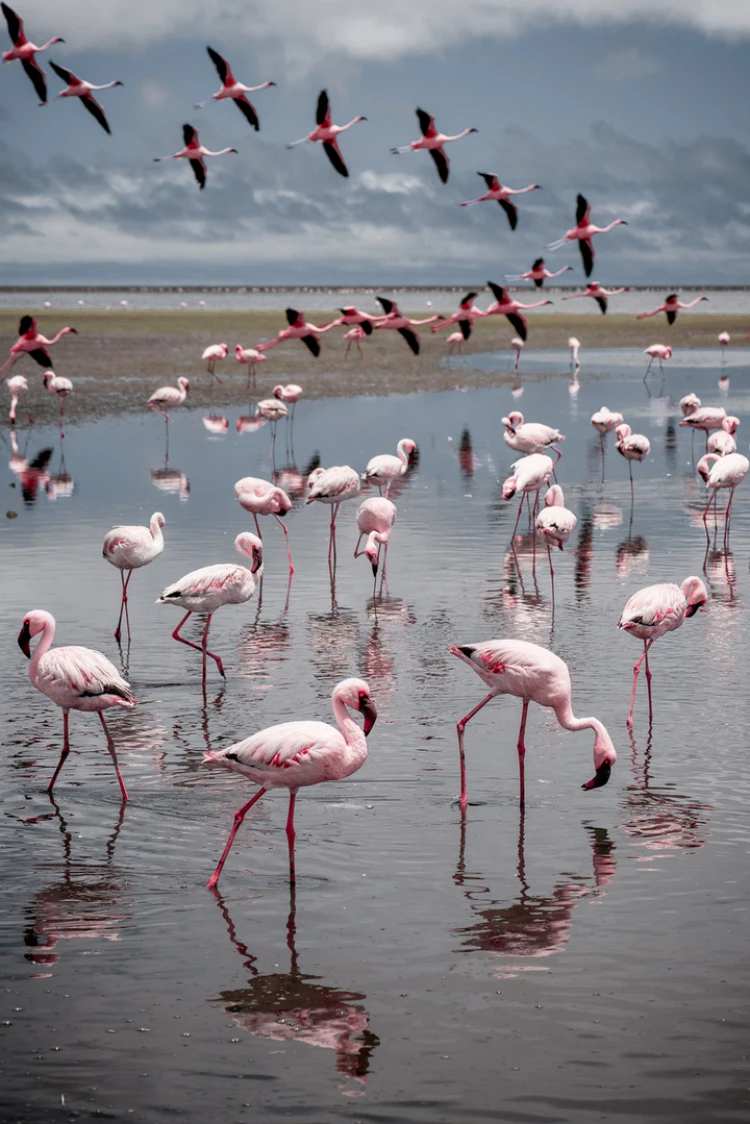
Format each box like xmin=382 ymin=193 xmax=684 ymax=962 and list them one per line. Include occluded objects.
xmin=1 ymin=1 xmax=748 ymax=285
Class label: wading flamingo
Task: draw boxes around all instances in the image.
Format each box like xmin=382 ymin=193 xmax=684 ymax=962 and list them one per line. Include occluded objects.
xmin=459 ymin=174 xmax=541 ymax=229
xmin=362 ymin=438 xmax=417 ymax=495
xmin=615 ymin=423 xmax=650 ymax=495
xmin=562 ymin=282 xmax=626 ymax=314
xmin=511 ymin=338 xmax=524 ymax=371
xmin=234 ymin=476 xmax=294 ymax=574
xmin=49 ymin=60 xmax=122 ymax=133
xmin=451 ymin=639 xmax=616 ymax=807
xmin=546 ymin=194 xmax=627 ymax=277
xmin=679 ymin=405 xmax=726 ymax=451
xmin=43 ymin=372 xmax=72 ymax=423
xmin=203 ymin=678 xmax=377 ymax=887
xmin=374 ymin=298 xmax=441 ymax=355
xmin=257 ymin=308 xmax=334 ymax=357
xmin=0 ymin=315 xmax=77 ymax=374
xmin=235 ymin=345 xmax=266 ymax=387
xmin=568 ymin=336 xmax=581 ymax=369
xmin=391 ymin=107 xmax=478 ymax=184
xmin=306 ymin=466 xmax=361 ymax=564
xmin=617 ymin=577 xmax=707 ymax=727
xmin=156 ymin=532 xmax=263 ymax=689
xmin=502 ymin=453 xmax=554 ymax=538
xmin=706 ymin=416 xmax=739 ymax=456
xmin=148 ymin=377 xmax=190 ymax=423
xmin=590 ymin=406 xmax=623 ymax=437
xmin=195 ymin=46 xmax=275 ymax=129
xmin=679 ymin=393 xmax=701 ymax=417
xmin=344 ymin=326 xmax=367 ymax=357
xmin=18 ymin=610 xmax=134 ymax=800
xmin=286 ymin=89 xmax=366 ymax=177
xmin=272 ymin=383 xmax=303 ymax=421
xmin=103 ymin=512 xmax=166 ymax=642
xmin=446 ymin=331 xmax=465 ymax=354
xmin=153 ymin=124 xmax=237 ymax=189
xmin=202 ymin=342 xmax=228 ymax=380
xmin=354 ymin=498 xmax=396 ymax=589
xmin=504 ymin=258 xmax=573 ymax=288
xmin=7 ymin=373 xmax=28 ymax=423
xmin=636 ymin=293 xmax=708 ymax=324
xmin=696 ymin=452 xmax=750 ymax=548
xmin=1 ymin=3 xmax=63 ymax=103
xmin=535 ymin=484 xmax=577 ymax=609
xmin=643 ymin=344 xmax=672 ymax=376
xmin=480 ymin=282 xmax=552 ymax=341
xmin=502 ymin=412 xmax=564 ymax=460
xmin=718 ymin=331 xmax=730 ymax=358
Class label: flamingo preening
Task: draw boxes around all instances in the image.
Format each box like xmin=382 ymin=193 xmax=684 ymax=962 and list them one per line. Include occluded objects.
xmin=354 ymin=497 xmax=396 ymax=584
xmin=546 ymin=194 xmax=627 ymax=277
xmin=391 ymin=107 xmax=478 ymax=184
xmin=1 ymin=3 xmax=64 ymax=104
xmin=535 ymin=485 xmax=577 ymax=610
xmin=49 ymin=60 xmax=122 ymax=133
xmin=460 ymin=174 xmax=541 ymax=229
xmin=153 ymin=124 xmax=237 ymax=190
xmin=504 ymin=258 xmax=573 ymax=288
xmin=706 ymin=416 xmax=740 ymax=456
xmin=502 ymin=412 xmax=564 ymax=460
xmin=636 ymin=293 xmax=708 ymax=325
xmin=103 ymin=513 xmax=166 ymax=643
xmin=286 ymin=89 xmax=366 ymax=178
xmin=195 ymin=46 xmax=275 ymax=130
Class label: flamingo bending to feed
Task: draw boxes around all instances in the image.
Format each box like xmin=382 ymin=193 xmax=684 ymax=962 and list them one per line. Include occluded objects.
xmin=643 ymin=344 xmax=672 ymax=375
xmin=696 ymin=453 xmax=750 ymax=547
xmin=504 ymin=258 xmax=573 ymax=288
xmin=618 ymin=577 xmax=707 ymax=727
xmin=451 ymin=639 xmax=616 ymax=808
xmin=546 ymin=194 xmax=627 ymax=277
xmin=460 ymin=174 xmax=541 ymax=229
xmin=203 ymin=678 xmax=377 ymax=887
xmin=374 ymin=298 xmax=441 ymax=355
xmin=391 ymin=107 xmax=477 ymax=184
xmin=615 ymin=424 xmax=650 ymax=495
xmin=7 ymin=373 xmax=28 ymax=423
xmin=1 ymin=3 xmax=63 ymax=103
xmin=195 ymin=46 xmax=275 ymax=130
xmin=235 ymin=345 xmax=266 ymax=387
xmin=0 ymin=315 xmax=77 ymax=374
xmin=234 ymin=476 xmax=294 ymax=574
xmin=502 ymin=412 xmax=564 ymax=460
xmin=362 ymin=438 xmax=417 ymax=495
xmin=286 ymin=89 xmax=366 ymax=177
xmin=637 ymin=294 xmax=708 ymax=324
xmin=562 ymin=282 xmax=626 ymax=314
xmin=153 ymin=124 xmax=237 ymax=190
xmin=481 ymin=282 xmax=552 ymax=341
xmin=511 ymin=338 xmax=524 ymax=371
xmin=535 ymin=484 xmax=577 ymax=608
xmin=306 ymin=466 xmax=361 ymax=563
xmin=706 ymin=416 xmax=740 ymax=456
xmin=103 ymin=512 xmax=166 ymax=642
xmin=273 ymin=383 xmax=303 ymax=420
xmin=343 ymin=326 xmax=367 ymax=357
xmin=43 ymin=371 xmax=72 ymax=416
xmin=18 ymin=610 xmax=134 ymax=801
xmin=157 ymin=532 xmax=263 ymax=689
xmin=257 ymin=308 xmax=333 ymax=357
xmin=49 ymin=60 xmax=122 ymax=133
xmin=202 ymin=342 xmax=228 ymax=380
xmin=503 ymin=453 xmax=554 ymax=538
xmin=354 ymin=497 xmax=396 ymax=581
xmin=148 ymin=377 xmax=190 ymax=422
xmin=568 ymin=336 xmax=581 ymax=369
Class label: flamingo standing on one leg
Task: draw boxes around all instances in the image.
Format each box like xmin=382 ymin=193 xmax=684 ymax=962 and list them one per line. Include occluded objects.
xmin=255 ymin=398 xmax=288 ymax=458
xmin=7 ymin=373 xmax=28 ymax=423
xmin=0 ymin=315 xmax=77 ymax=375
xmin=195 ymin=46 xmax=275 ymax=130
xmin=156 ymin=532 xmax=263 ymax=689
xmin=306 ymin=466 xmax=361 ymax=565
xmin=203 ymin=678 xmax=377 ymax=887
xmin=510 ymin=338 xmax=524 ymax=372
xmin=696 ymin=452 xmax=750 ymax=549
xmin=148 ymin=377 xmax=190 ymax=424
xmin=636 ymin=293 xmax=708 ymax=324
xmin=504 ymin=258 xmax=573 ymax=288
xmin=354 ymin=497 xmax=396 ymax=595
xmin=450 ymin=639 xmax=616 ymax=808
xmin=49 ymin=60 xmax=122 ymax=133
xmin=235 ymin=345 xmax=266 ymax=388
xmin=234 ymin=476 xmax=294 ymax=574
xmin=618 ymin=577 xmax=708 ymax=727
xmin=502 ymin=412 xmax=564 ymax=460
xmin=460 ymin=174 xmax=541 ymax=229
xmin=446 ymin=331 xmax=465 ymax=355
xmin=18 ymin=610 xmax=134 ymax=800
xmin=1 ymin=3 xmax=64 ymax=104
xmin=343 ymin=326 xmax=367 ymax=357
xmin=153 ymin=124 xmax=237 ymax=190
xmin=43 ymin=372 xmax=72 ymax=428
xmin=568 ymin=337 xmax=581 ymax=370
xmin=286 ymin=89 xmax=366 ymax=177
xmin=562 ymin=282 xmax=626 ymax=314
xmin=103 ymin=512 xmax=166 ymax=643
xmin=535 ymin=484 xmax=577 ymax=611
xmin=679 ymin=405 xmax=727 ymax=451
xmin=718 ymin=331 xmax=730 ymax=361
xmin=479 ymin=282 xmax=552 ymax=341
xmin=362 ymin=438 xmax=417 ymax=496
xmin=502 ymin=453 xmax=554 ymax=539
xmin=546 ymin=194 xmax=628 ymax=277
xmin=615 ymin=423 xmax=650 ymax=498
xmin=706 ymin=416 xmax=740 ymax=456
xmin=391 ymin=107 xmax=478 ymax=184
xmin=590 ymin=406 xmax=623 ymax=436
xmin=643 ymin=344 xmax=672 ymax=377
xmin=202 ymin=342 xmax=228 ymax=381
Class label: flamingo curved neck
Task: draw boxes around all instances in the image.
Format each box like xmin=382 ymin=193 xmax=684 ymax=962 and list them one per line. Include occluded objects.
xmin=553 ymin=700 xmax=609 ymax=744
xmin=30 ymin=620 xmax=55 ymax=679
xmin=331 ymin=694 xmax=367 ymax=761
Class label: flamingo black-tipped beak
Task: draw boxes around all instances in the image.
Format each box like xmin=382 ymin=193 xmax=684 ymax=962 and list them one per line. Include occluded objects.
xmin=371 ymin=559 xmax=378 ymax=576
xmin=582 ymin=761 xmax=612 ymax=790
xmin=18 ymin=621 xmax=31 ymax=659
xmin=251 ymin=549 xmax=263 ymax=574
xmin=685 ymin=600 xmax=706 ymax=618
xmin=359 ymin=695 xmax=378 ymax=735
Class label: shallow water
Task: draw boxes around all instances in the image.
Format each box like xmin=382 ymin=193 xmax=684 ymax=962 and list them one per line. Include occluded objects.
xmin=2 ymin=354 xmax=750 ymax=1122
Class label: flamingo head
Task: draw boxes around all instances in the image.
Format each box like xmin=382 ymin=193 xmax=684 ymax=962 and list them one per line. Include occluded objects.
xmin=724 ymin=415 xmax=740 ymax=434
xmin=545 ymin=484 xmax=564 ymax=508
xmin=679 ymin=393 xmax=700 ymax=417
xmin=336 ymin=678 xmax=378 ymax=735
xmin=582 ymin=724 xmax=617 ymax=790
xmin=398 ymin=438 xmax=417 ymax=461
xmin=502 ymin=411 xmax=523 ymax=432
xmin=233 ymin=532 xmax=263 ymax=574
xmin=614 ymin=423 xmax=631 ymax=443
xmin=18 ymin=609 xmax=55 ymax=657
xmin=178 ymin=377 xmax=191 ymax=392
xmin=681 ymin=575 xmax=708 ymax=617
xmin=502 ymin=475 xmax=518 ymax=500
xmin=151 ymin=512 xmax=166 ymax=530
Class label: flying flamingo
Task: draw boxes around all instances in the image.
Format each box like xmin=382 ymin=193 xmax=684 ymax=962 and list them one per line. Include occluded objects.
xmin=362 ymin=438 xmax=417 ymax=495
xmin=18 ymin=610 xmax=134 ymax=801
xmin=202 ymin=342 xmax=228 ymax=380
xmin=446 ymin=330 xmax=465 ymax=354
xmin=546 ymin=194 xmax=628 ymax=277
xmin=617 ymin=577 xmax=708 ymax=727
xmin=286 ymin=89 xmax=367 ymax=178
xmin=450 ymin=639 xmax=616 ymax=808
xmin=430 ymin=291 xmax=485 ymax=337
xmin=257 ymin=308 xmax=333 ymax=357
xmin=479 ymin=282 xmax=552 ymax=341
xmin=535 ymin=484 xmax=577 ymax=610
xmin=7 ymin=373 xmax=28 ymax=423
xmin=696 ymin=453 xmax=750 ymax=548
xmin=615 ymin=424 xmax=650 ymax=496
xmin=203 ymin=678 xmax=377 ymax=887
xmin=374 ymin=298 xmax=441 ymax=355
xmin=156 ymin=532 xmax=263 ymax=689
xmin=49 ymin=60 xmax=122 ymax=133
xmin=148 ymin=377 xmax=190 ymax=423
xmin=459 ymin=174 xmax=541 ymax=229
xmin=636 ymin=293 xmax=708 ymax=325
xmin=1 ymin=3 xmax=64 ymax=104
xmin=568 ymin=336 xmax=581 ymax=369
xmin=562 ymin=282 xmax=626 ymax=314
xmin=306 ymin=466 xmax=361 ymax=564
xmin=504 ymin=258 xmax=573 ymax=288
xmin=103 ymin=512 xmax=166 ymax=642
xmin=643 ymin=344 xmax=672 ymax=375
xmin=343 ymin=326 xmax=367 ymax=357
xmin=234 ymin=476 xmax=294 ymax=574
xmin=502 ymin=412 xmax=564 ymax=460
xmin=511 ymin=338 xmax=524 ymax=371
xmin=153 ymin=124 xmax=237 ymax=190
xmin=321 ymin=306 xmax=379 ymax=335
xmin=195 ymin=46 xmax=275 ymax=130
xmin=0 ymin=315 xmax=77 ymax=374
xmin=272 ymin=383 xmax=303 ymax=422
xmin=706 ymin=416 xmax=740 ymax=456
xmin=391 ymin=107 xmax=478 ymax=184
xmin=502 ymin=453 xmax=554 ymax=538
xmin=354 ymin=498 xmax=396 ymax=591
xmin=235 ymin=345 xmax=266 ymax=387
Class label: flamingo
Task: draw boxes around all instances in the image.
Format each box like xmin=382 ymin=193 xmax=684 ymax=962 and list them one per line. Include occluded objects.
xmin=1 ymin=3 xmax=64 ymax=104
xmin=562 ymin=282 xmax=626 ymax=314
xmin=459 ymin=174 xmax=541 ymax=229
xmin=706 ymin=416 xmax=740 ymax=456
xmin=148 ymin=377 xmax=190 ymax=423
xmin=643 ymin=344 xmax=672 ymax=376
xmin=195 ymin=46 xmax=275 ymax=130
xmin=362 ymin=438 xmax=417 ymax=496
xmin=718 ymin=330 xmax=730 ymax=358
xmin=156 ymin=532 xmax=263 ymax=689
xmin=18 ymin=610 xmax=134 ymax=801
xmin=546 ymin=194 xmax=627 ymax=277
xmin=203 ymin=415 xmax=228 ymax=434
xmin=480 ymin=282 xmax=552 ymax=341
xmin=103 ymin=512 xmax=166 ymax=642
xmin=568 ymin=336 xmax=581 ymax=369
xmin=679 ymin=405 xmax=727 ymax=451
xmin=374 ymin=297 xmax=441 ymax=355
xmin=636 ymin=293 xmax=708 ymax=324
xmin=321 ymin=306 xmax=379 ymax=335
xmin=234 ymin=476 xmax=294 ymax=574
xmin=535 ymin=484 xmax=577 ymax=609
xmin=502 ymin=412 xmax=564 ymax=459
xmin=590 ymin=406 xmax=624 ymax=437
xmin=696 ymin=453 xmax=750 ymax=548
xmin=257 ymin=308 xmax=333 ymax=358
xmin=680 ymin=393 xmax=701 ymax=417
xmin=617 ymin=577 xmax=708 ymax=727
xmin=202 ymin=342 xmax=228 ymax=380
xmin=354 ymin=498 xmax=396 ymax=589
xmin=235 ymin=345 xmax=266 ymax=388
xmin=272 ymin=383 xmax=303 ymax=422
xmin=43 ymin=371 xmax=72 ymax=423
xmin=343 ymin=326 xmax=367 ymax=357
xmin=502 ymin=453 xmax=554 ymax=538
xmin=49 ymin=60 xmax=122 ymax=133
xmin=451 ymin=640 xmax=616 ymax=808
xmin=504 ymin=258 xmax=573 ymax=288
xmin=446 ymin=331 xmax=465 ymax=354
xmin=390 ymin=107 xmax=477 ymax=184
xmin=430 ymin=291 xmax=485 ymax=337
xmin=615 ymin=424 xmax=650 ymax=496
xmin=0 ymin=315 xmax=77 ymax=374
xmin=510 ymin=338 xmax=524 ymax=371
xmin=305 ymin=466 xmax=361 ymax=564
xmin=203 ymin=678 xmax=377 ymax=887
xmin=286 ymin=89 xmax=366 ymax=178
xmin=7 ymin=373 xmax=28 ymax=423
xmin=153 ymin=124 xmax=237 ymax=190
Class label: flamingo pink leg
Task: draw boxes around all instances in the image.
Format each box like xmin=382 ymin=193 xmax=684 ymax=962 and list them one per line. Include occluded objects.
xmin=48 ymin=710 xmax=71 ymax=792
xmin=273 ymin=512 xmax=294 ymax=574
xmin=286 ymin=790 xmax=297 ymax=884
xmin=206 ymin=787 xmax=267 ymax=888
xmin=114 ymin=570 xmax=132 ymax=642
xmin=517 ymin=699 xmax=529 ymax=807
xmin=172 ymin=611 xmax=225 ymax=682
xmin=627 ymin=638 xmax=654 ymax=728
xmin=99 ymin=712 xmax=129 ymax=802
xmin=511 ymin=496 xmax=525 ymax=540
xmin=724 ymin=487 xmax=735 ymax=550
xmin=547 ymin=543 xmax=555 ymax=613
xmin=253 ymin=514 xmax=262 ymax=538
xmin=643 ymin=643 xmax=653 ymax=724
xmin=328 ymin=504 xmax=339 ymax=566
xmin=456 ymin=691 xmax=496 ymax=810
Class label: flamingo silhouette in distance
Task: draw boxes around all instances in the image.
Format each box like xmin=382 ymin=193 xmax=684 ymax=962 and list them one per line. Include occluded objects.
xmin=637 ymin=293 xmax=708 ymax=325
xmin=1 ymin=3 xmax=64 ymax=104
xmin=546 ymin=194 xmax=627 ymax=277
xmin=504 ymin=258 xmax=573 ymax=288
xmin=460 ymin=174 xmax=541 ymax=229
xmin=48 ymin=60 xmax=122 ymax=133
xmin=286 ymin=89 xmax=367 ymax=177
xmin=562 ymin=282 xmax=626 ymax=314
xmin=153 ymin=124 xmax=237 ymax=190
xmin=195 ymin=46 xmax=275 ymax=130
xmin=391 ymin=108 xmax=478 ymax=184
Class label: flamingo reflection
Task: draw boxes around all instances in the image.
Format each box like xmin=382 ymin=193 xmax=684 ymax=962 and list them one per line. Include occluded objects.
xmin=458 ymin=428 xmax=476 ymax=482
xmin=7 ymin=430 xmax=53 ymax=504
xmin=150 ymin=454 xmax=190 ymax=500
xmin=623 ymin=729 xmax=711 ymax=859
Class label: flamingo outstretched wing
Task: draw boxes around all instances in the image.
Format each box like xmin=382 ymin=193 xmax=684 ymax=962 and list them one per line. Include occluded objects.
xmin=27 ymin=348 xmax=53 ymax=368
xmin=285 ymin=308 xmax=303 ymax=327
xmin=183 ymin=123 xmax=198 ymax=146
xmin=316 ymin=89 xmax=331 ymax=127
xmin=80 ymin=94 xmax=111 ymax=134
xmin=376 ymin=297 xmax=394 ymax=315
xmin=22 ymin=56 xmax=47 ymax=102
xmin=234 ymin=96 xmax=259 ymax=130
xmin=1 ymin=3 xmax=23 ymax=45
xmin=49 ymin=59 xmax=77 ymax=85
xmin=398 ymin=327 xmax=420 ymax=355
xmin=478 ymin=172 xmax=499 ymax=190
xmin=579 ymin=240 xmax=594 ymax=277
xmin=506 ymin=312 xmax=527 ymax=340
xmin=459 ymin=319 xmax=473 ymax=341
xmin=576 ymin=194 xmax=590 ymax=224
xmin=429 ymin=146 xmax=449 ymax=184
xmin=487 ymin=281 xmax=508 ymax=303
xmin=189 ymin=158 xmax=206 ymax=189
xmin=206 ymin=46 xmax=230 ymax=85
xmin=301 ymin=334 xmax=321 ymax=357
xmin=323 ymin=138 xmax=348 ymax=177
xmin=499 ymin=198 xmax=518 ymax=230
xmin=595 ymin=295 xmax=607 ymax=314
xmin=415 ymin=108 xmax=437 ymax=137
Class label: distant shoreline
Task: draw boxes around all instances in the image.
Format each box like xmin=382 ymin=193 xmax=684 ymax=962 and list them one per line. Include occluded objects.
xmin=0 ymin=284 xmax=746 ymax=294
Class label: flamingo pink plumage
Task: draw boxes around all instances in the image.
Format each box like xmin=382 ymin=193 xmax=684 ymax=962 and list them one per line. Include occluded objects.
xmin=460 ymin=174 xmax=541 ymax=229
xmin=696 ymin=452 xmax=750 ymax=548
xmin=374 ymin=297 xmax=441 ymax=355
xmin=562 ymin=282 xmax=626 ymax=315
xmin=202 ymin=342 xmax=228 ymax=380
xmin=1 ymin=3 xmax=64 ymax=104
xmin=49 ymin=59 xmax=122 ymax=133
xmin=195 ymin=46 xmax=275 ymax=130
xmin=510 ymin=338 xmax=524 ymax=371
xmin=502 ymin=412 xmax=565 ymax=459
xmin=546 ymin=194 xmax=627 ymax=278
xmin=636 ymin=293 xmax=708 ymax=324
xmin=234 ymin=476 xmax=294 ymax=574
xmin=272 ymin=383 xmax=303 ymax=423
xmin=286 ymin=89 xmax=366 ymax=178
xmin=323 ymin=306 xmax=378 ymax=336
xmin=43 ymin=371 xmax=72 ymax=429
xmin=7 ymin=373 xmax=28 ymax=423
xmin=257 ymin=308 xmax=334 ymax=358
xmin=446 ymin=330 xmax=465 ymax=354
xmin=536 ymin=484 xmax=577 ymax=608
xmin=615 ymin=423 xmax=650 ymax=494
xmin=354 ymin=497 xmax=396 ymax=592
xmin=153 ymin=123 xmax=237 ymax=190
xmin=235 ymin=345 xmax=266 ymax=387
xmin=103 ymin=512 xmax=166 ymax=642
xmin=363 ymin=438 xmax=417 ymax=495
xmin=148 ymin=377 xmax=190 ymax=423
xmin=391 ymin=107 xmax=478 ymax=184
xmin=590 ymin=406 xmax=623 ymax=436
xmin=643 ymin=344 xmax=672 ymax=375
xmin=504 ymin=258 xmax=573 ymax=288
xmin=306 ymin=465 xmax=361 ymax=564
xmin=502 ymin=453 xmax=554 ymax=538
xmin=706 ymin=416 xmax=739 ymax=456
xmin=680 ymin=393 xmax=701 ymax=417
xmin=0 ymin=315 xmax=77 ymax=375
xmin=479 ymin=282 xmax=552 ymax=341
xmin=679 ymin=405 xmax=727 ymax=452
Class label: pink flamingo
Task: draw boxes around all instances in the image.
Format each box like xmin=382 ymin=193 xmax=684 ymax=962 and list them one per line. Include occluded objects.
xmin=202 ymin=342 xmax=228 ymax=380
xmin=203 ymin=678 xmax=377 ymax=887
xmin=343 ymin=326 xmax=367 ymax=357
xmin=502 ymin=412 xmax=564 ymax=459
xmin=696 ymin=452 xmax=750 ymax=548
xmin=451 ymin=639 xmax=616 ymax=807
xmin=706 ymin=416 xmax=740 ymax=456
xmin=257 ymin=308 xmax=333 ymax=358
xmin=546 ymin=194 xmax=627 ymax=277
xmin=273 ymin=383 xmax=303 ymax=422
xmin=636 ymin=293 xmax=708 ymax=324
xmin=502 ymin=453 xmax=554 ymax=538
xmin=680 ymin=393 xmax=701 ymax=416
xmin=569 ymin=336 xmax=582 ymax=369
xmin=446 ymin=330 xmax=465 ymax=354
xmin=195 ymin=46 xmax=275 ymax=130
xmin=562 ymin=282 xmax=626 ymax=314
xmin=156 ymin=532 xmax=263 ymax=689
xmin=235 ymin=345 xmax=266 ymax=387
xmin=153 ymin=124 xmax=237 ymax=190
xmin=306 ymin=466 xmax=361 ymax=564
xmin=234 ymin=476 xmax=294 ymax=574
xmin=460 ymin=174 xmax=541 ymax=229
xmin=535 ymin=484 xmax=577 ymax=609
xmin=7 ymin=373 xmax=28 ymax=423
xmin=643 ymin=344 xmax=672 ymax=375
xmin=323 ymin=306 xmax=379 ymax=335
xmin=504 ymin=258 xmax=573 ymax=288
xmin=374 ymin=298 xmax=441 ymax=355
xmin=18 ymin=610 xmax=134 ymax=801
xmin=49 ymin=60 xmax=122 ymax=133
xmin=1 ymin=3 xmax=64 ymax=104
xmin=590 ymin=406 xmax=623 ymax=436
xmin=362 ymin=438 xmax=417 ymax=496
xmin=148 ymin=377 xmax=190 ymax=423
xmin=202 ymin=415 xmax=228 ymax=434
xmin=43 ymin=371 xmax=72 ymax=424
xmin=617 ymin=577 xmax=707 ymax=727
xmin=679 ymin=405 xmax=726 ymax=451
xmin=286 ymin=89 xmax=366 ymax=178
xmin=0 ymin=315 xmax=77 ymax=374
xmin=615 ymin=423 xmax=650 ymax=495
xmin=354 ymin=497 xmax=396 ymax=590
xmin=438 ymin=291 xmax=483 ymax=340
xmin=718 ymin=331 xmax=730 ymax=361
xmin=510 ymin=338 xmax=524 ymax=371
xmin=103 ymin=512 xmax=166 ymax=643
xmin=391 ymin=107 xmax=478 ymax=184
xmin=480 ymin=282 xmax=552 ymax=341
